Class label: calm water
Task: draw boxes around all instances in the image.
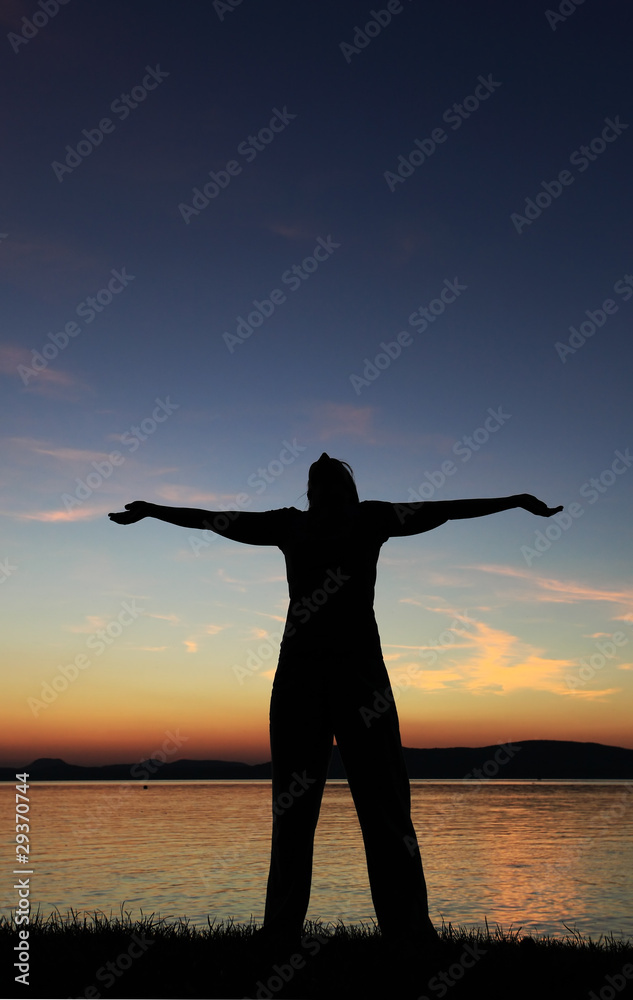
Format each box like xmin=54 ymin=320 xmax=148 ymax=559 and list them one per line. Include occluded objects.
xmin=2 ymin=781 xmax=632 ymax=939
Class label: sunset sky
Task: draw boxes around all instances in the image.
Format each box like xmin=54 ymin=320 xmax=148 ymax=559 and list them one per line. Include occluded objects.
xmin=1 ymin=0 xmax=632 ymax=766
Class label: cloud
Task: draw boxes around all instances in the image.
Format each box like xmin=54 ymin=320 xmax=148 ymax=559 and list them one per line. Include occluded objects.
xmin=12 ymin=506 xmax=106 ymax=522
xmin=0 ymin=346 xmax=89 ymax=400
xmin=533 ymin=578 xmax=633 ymax=606
xmin=388 ymin=616 xmax=576 ymax=698
xmin=154 ymin=483 xmax=228 ymax=505
xmin=463 ymin=564 xmax=633 ymax=611
xmin=0 ymin=235 xmax=99 ymax=300
xmin=0 ymin=346 xmax=32 ymax=375
xmin=228 ymin=606 xmax=286 ymax=624
xmin=308 ymin=401 xmax=377 ymax=443
xmin=248 ymin=627 xmax=270 ymax=640
xmin=564 ymin=687 xmax=623 ymax=700
xmin=65 ymin=615 xmax=111 ymax=634
xmin=216 ymin=567 xmax=249 ymax=592
xmin=8 ymin=437 xmax=111 ymax=464
xmin=156 ymin=621 xmax=228 ymax=654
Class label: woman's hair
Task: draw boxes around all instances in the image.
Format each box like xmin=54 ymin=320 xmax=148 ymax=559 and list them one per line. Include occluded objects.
xmin=306 ymin=453 xmax=360 ymax=508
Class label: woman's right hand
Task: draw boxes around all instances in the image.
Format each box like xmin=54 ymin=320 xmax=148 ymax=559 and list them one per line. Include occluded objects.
xmin=518 ymin=494 xmax=563 ymax=517
xmin=108 ymin=501 xmax=151 ymax=525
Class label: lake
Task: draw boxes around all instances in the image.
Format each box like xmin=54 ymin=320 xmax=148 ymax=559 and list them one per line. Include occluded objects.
xmin=3 ymin=780 xmax=632 ymax=940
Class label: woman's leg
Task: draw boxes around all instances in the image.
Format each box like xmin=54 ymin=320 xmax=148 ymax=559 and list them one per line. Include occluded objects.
xmin=331 ymin=667 xmax=435 ymax=943
xmin=263 ymin=670 xmax=333 ymax=940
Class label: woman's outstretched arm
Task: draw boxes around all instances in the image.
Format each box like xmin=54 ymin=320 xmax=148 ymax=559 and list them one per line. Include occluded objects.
xmin=437 ymin=494 xmax=563 ymax=519
xmin=387 ymin=494 xmax=563 ymax=536
xmin=108 ymin=501 xmax=293 ymax=545
xmin=109 ymin=501 xmax=213 ymax=529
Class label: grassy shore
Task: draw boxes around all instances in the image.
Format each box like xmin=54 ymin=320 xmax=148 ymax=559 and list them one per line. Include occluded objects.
xmin=2 ymin=910 xmax=632 ymax=1000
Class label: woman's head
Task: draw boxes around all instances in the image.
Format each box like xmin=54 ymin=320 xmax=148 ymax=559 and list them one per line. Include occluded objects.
xmin=306 ymin=453 xmax=359 ymax=508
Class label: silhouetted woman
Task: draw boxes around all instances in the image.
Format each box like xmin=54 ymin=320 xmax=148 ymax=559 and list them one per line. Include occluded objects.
xmin=109 ymin=453 xmax=562 ymax=950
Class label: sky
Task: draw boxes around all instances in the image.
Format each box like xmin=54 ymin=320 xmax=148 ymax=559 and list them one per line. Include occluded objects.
xmin=1 ymin=0 xmax=632 ymax=766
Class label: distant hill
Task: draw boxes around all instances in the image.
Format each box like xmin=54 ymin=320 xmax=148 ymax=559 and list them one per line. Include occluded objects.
xmin=2 ymin=740 xmax=632 ymax=781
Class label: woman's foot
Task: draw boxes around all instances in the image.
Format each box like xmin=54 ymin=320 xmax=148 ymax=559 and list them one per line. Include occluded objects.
xmin=250 ymin=924 xmax=302 ymax=956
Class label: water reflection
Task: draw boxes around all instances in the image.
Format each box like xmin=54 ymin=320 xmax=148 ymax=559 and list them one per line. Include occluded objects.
xmin=2 ymin=780 xmax=630 ymax=939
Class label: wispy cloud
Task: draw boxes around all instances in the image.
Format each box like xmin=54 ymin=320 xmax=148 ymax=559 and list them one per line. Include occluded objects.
xmin=145 ymin=612 xmax=181 ymax=624
xmin=8 ymin=437 xmax=110 ymax=464
xmin=469 ymin=564 xmax=633 ymax=610
xmin=308 ymin=401 xmax=377 ymax=443
xmin=247 ymin=627 xmax=270 ymax=640
xmin=228 ymin=606 xmax=286 ymax=624
xmin=389 ymin=617 xmax=577 ymax=698
xmin=11 ymin=506 xmax=107 ymax=523
xmin=563 ymin=687 xmax=622 ymax=700
xmin=153 ymin=483 xmax=227 ymax=505
xmin=0 ymin=346 xmax=89 ymax=400
xmin=0 ymin=235 xmax=100 ymax=300
xmin=178 ymin=622 xmax=229 ymax=653
xmin=65 ymin=615 xmax=111 ymax=634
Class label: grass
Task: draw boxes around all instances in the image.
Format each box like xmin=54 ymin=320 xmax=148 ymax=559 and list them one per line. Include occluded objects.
xmin=1 ymin=908 xmax=632 ymax=999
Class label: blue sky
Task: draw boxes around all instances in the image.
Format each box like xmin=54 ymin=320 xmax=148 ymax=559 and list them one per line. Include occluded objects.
xmin=1 ymin=0 xmax=632 ymax=764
